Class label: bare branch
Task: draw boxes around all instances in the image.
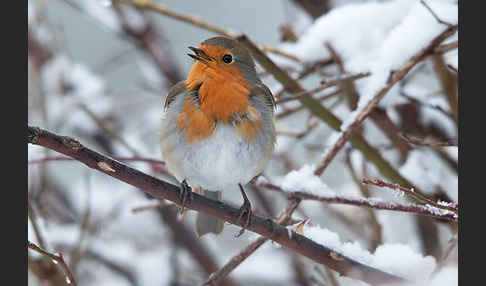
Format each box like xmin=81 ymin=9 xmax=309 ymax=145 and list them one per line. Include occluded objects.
xmin=28 ymin=241 xmax=77 ymax=286
xmin=434 ymin=41 xmax=458 ymax=54
xmin=29 ymin=155 xmax=165 ymax=167
xmin=400 ymin=133 xmax=458 ymax=147
xmin=28 ymin=126 xmax=406 ymax=285
xmin=114 ymin=0 xmax=301 ymax=62
xmin=420 ymin=0 xmax=456 ymax=27
xmin=202 ymin=200 xmax=300 ymax=286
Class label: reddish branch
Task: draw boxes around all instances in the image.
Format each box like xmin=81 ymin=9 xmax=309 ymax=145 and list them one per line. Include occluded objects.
xmin=313 ymin=24 xmax=458 ymax=176
xmin=258 ymin=182 xmax=457 ymax=222
xmin=28 ymin=126 xmax=406 ymax=285
xmin=28 ymin=241 xmax=77 ymax=286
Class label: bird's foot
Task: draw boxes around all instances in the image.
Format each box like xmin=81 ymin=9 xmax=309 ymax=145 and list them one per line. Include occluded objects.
xmin=235 ymin=184 xmax=252 ymax=238
xmin=179 ymin=179 xmax=193 ymax=215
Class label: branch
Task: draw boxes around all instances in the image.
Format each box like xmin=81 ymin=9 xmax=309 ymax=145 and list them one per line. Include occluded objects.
xmin=276 ymin=72 xmax=370 ymax=104
xmin=28 ymin=126 xmax=406 ymax=285
xmin=361 ymin=179 xmax=458 ymax=214
xmin=313 ymin=24 xmax=458 ymax=176
xmin=202 ymin=200 xmax=300 ymax=286
xmin=29 ymin=155 xmax=165 ymax=167
xmin=114 ymin=0 xmax=301 ymax=62
xmin=236 ymin=34 xmax=426 ymax=197
xmin=420 ymin=0 xmax=456 ymax=27
xmin=258 ymin=182 xmax=457 ymax=222
xmin=400 ymin=133 xmax=457 ymax=147
xmin=28 ymin=241 xmax=77 ymax=286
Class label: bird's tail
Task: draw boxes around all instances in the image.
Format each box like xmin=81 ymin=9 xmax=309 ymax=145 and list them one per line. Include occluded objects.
xmin=195 ymin=190 xmax=224 ymax=237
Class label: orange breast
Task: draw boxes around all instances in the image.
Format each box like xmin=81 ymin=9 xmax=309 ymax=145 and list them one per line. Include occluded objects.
xmin=180 ymin=56 xmax=264 ymax=144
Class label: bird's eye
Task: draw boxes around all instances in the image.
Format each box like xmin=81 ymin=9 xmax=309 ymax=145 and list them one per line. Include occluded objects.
xmin=222 ymin=54 xmax=233 ymax=64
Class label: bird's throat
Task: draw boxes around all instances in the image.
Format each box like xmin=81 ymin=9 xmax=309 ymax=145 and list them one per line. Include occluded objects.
xmin=185 ymin=64 xmax=252 ymax=122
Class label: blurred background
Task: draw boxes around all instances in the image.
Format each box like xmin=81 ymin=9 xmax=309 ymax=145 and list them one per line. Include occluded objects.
xmin=28 ymin=0 xmax=458 ymax=285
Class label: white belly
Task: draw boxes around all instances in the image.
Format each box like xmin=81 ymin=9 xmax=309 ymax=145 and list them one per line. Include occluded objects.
xmin=161 ymin=123 xmax=267 ymax=191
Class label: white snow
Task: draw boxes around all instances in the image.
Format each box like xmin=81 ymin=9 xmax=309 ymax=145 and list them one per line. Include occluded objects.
xmin=301 ymin=223 xmax=437 ymax=282
xmin=80 ymin=0 xmax=122 ymax=32
xmin=280 ymin=164 xmax=333 ymax=195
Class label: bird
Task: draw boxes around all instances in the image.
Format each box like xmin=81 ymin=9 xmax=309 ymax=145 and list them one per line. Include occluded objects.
xmin=159 ymin=36 xmax=276 ymax=237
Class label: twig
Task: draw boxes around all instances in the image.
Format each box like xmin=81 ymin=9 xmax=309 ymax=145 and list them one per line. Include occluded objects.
xmin=29 ymin=155 xmax=165 ymax=166
xmin=399 ymin=89 xmax=455 ymax=120
xmin=258 ymin=182 xmax=457 ymax=222
xmin=276 ymin=88 xmax=341 ymax=105
xmin=344 ymin=150 xmax=382 ymax=250
xmin=276 ymin=121 xmax=319 ymax=139
xmin=313 ymin=24 xmax=458 ymax=176
xmin=28 ymin=241 xmax=77 ymax=286
xmin=420 ymin=0 xmax=456 ymax=27
xmin=275 ymin=71 xmax=369 ymax=104
xmin=434 ymin=41 xmax=458 ymax=54
xmin=112 ymin=2 xmax=184 ymax=86
xmin=28 ymin=203 xmax=47 ymax=250
xmin=114 ymin=0 xmax=301 ymax=62
xmin=77 ymin=102 xmax=141 ymax=157
xmin=28 ymin=126 xmax=406 ymax=285
xmin=290 ymin=72 xmax=370 ymax=100
xmin=400 ymin=133 xmax=457 ymax=147
xmin=236 ymin=34 xmax=425 ymax=197
xmin=202 ymin=200 xmax=300 ymax=286
xmin=362 ymin=179 xmax=458 ymax=214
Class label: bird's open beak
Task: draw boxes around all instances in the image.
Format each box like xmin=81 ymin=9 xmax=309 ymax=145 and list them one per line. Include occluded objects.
xmin=187 ymin=47 xmax=213 ymax=63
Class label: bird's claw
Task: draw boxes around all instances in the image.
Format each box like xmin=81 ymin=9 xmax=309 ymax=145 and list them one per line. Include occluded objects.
xmin=179 ymin=179 xmax=193 ymax=215
xmin=235 ymin=184 xmax=252 ymax=238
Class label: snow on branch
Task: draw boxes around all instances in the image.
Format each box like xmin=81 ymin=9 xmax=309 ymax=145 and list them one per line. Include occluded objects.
xmin=255 ymin=167 xmax=457 ymax=223
xmin=313 ymin=23 xmax=458 ymax=176
xmin=28 ymin=126 xmax=406 ymax=285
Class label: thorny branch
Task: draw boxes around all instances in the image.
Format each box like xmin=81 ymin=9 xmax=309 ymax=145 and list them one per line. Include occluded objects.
xmin=28 ymin=126 xmax=406 ymax=285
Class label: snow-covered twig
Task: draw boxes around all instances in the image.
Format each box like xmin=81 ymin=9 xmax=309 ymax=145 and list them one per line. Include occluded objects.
xmin=28 ymin=126 xmax=406 ymax=285
xmin=313 ymin=24 xmax=458 ymax=176
xmin=28 ymin=241 xmax=77 ymax=286
xmin=361 ymin=179 xmax=458 ymax=214
xmin=258 ymin=182 xmax=457 ymax=222
xmin=238 ymin=34 xmax=424 ymax=197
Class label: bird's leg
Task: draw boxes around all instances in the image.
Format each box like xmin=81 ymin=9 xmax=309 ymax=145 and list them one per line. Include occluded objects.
xmin=235 ymin=183 xmax=252 ymax=237
xmin=179 ymin=179 xmax=193 ymax=215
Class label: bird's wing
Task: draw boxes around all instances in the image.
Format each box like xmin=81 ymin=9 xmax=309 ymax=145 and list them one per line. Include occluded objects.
xmin=249 ymin=83 xmax=276 ymax=112
xmin=163 ymin=81 xmax=187 ymax=111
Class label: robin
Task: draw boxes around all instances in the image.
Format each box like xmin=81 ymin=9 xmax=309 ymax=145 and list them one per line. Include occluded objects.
xmin=159 ymin=37 xmax=276 ymax=237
